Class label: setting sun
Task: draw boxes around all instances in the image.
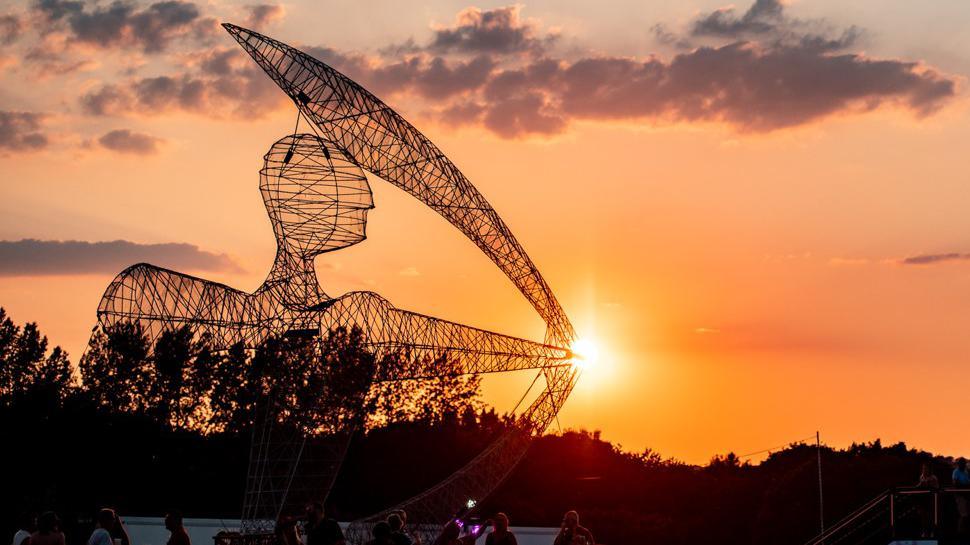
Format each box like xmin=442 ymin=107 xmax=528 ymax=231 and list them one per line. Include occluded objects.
xmin=570 ymin=337 xmax=601 ymax=370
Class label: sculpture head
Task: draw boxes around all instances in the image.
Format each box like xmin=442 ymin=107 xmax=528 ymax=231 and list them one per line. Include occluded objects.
xmin=261 ymin=134 xmax=373 ymax=257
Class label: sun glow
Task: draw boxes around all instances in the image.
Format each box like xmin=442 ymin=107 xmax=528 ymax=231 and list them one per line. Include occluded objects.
xmin=570 ymin=337 xmax=601 ymax=370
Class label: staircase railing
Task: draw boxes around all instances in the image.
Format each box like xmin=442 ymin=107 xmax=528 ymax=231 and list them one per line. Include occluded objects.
xmin=804 ymin=487 xmax=970 ymax=545
xmin=803 ymin=490 xmax=892 ymax=545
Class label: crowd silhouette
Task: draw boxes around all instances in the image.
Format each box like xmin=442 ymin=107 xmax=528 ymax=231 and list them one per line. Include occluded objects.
xmin=12 ymin=507 xmax=595 ymax=545
xmin=20 ymin=461 xmax=970 ymax=545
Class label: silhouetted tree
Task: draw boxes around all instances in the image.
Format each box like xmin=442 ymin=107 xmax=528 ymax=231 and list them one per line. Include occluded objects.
xmin=151 ymin=325 xmax=195 ymax=427
xmin=148 ymin=326 xmax=224 ymax=430
xmin=417 ymin=355 xmax=482 ymax=424
xmin=79 ymin=321 xmax=152 ymax=413
xmin=208 ymin=340 xmax=253 ymax=434
xmin=0 ymin=307 xmax=72 ymax=409
xmin=366 ymin=352 xmax=482 ymax=427
xmin=313 ymin=326 xmax=379 ymax=432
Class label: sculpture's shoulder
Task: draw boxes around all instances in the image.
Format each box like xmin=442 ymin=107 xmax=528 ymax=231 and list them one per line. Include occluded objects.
xmin=98 ymin=262 xmax=251 ymax=311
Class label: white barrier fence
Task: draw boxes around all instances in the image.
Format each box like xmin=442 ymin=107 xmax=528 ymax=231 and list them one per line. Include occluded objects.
xmin=121 ymin=518 xmax=559 ymax=545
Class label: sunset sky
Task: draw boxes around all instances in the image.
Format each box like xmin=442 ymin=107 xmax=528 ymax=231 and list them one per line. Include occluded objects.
xmin=2 ymin=0 xmax=970 ymax=464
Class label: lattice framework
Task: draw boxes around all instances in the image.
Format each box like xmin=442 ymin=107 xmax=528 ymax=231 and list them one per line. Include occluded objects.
xmin=91 ymin=23 xmax=582 ymax=543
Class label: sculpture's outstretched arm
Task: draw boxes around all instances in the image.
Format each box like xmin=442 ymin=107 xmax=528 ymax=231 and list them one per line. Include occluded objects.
xmin=373 ymin=307 xmax=571 ymax=380
xmin=318 ymin=292 xmax=571 ymax=380
xmin=97 ymin=263 xmax=276 ymax=349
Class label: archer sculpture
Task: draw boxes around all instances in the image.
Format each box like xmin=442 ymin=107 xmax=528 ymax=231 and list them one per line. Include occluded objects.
xmin=91 ymin=23 xmax=582 ymax=542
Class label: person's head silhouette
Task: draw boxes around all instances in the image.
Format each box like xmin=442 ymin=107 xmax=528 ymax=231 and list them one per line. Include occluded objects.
xmin=261 ymin=134 xmax=373 ymax=258
xmin=494 ymin=512 xmax=509 ymax=532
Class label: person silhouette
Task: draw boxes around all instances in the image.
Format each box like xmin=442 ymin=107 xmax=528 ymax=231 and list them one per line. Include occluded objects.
xmin=30 ymin=512 xmax=64 ymax=545
xmin=12 ymin=512 xmax=35 ymax=545
xmin=484 ymin=513 xmax=517 ymax=545
xmin=553 ymin=511 xmax=594 ymax=545
xmin=94 ymin=133 xmax=567 ymax=386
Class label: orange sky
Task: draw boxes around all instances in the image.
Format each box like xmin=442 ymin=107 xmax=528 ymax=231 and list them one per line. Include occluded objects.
xmin=2 ymin=0 xmax=970 ymax=464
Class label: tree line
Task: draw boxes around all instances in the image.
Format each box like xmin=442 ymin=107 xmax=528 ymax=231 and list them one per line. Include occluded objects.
xmin=0 ymin=307 xmax=955 ymax=545
xmin=0 ymin=307 xmax=484 ymax=434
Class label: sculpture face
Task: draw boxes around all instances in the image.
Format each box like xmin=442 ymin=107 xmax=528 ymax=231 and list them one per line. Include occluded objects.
xmin=260 ymin=134 xmax=374 ymax=257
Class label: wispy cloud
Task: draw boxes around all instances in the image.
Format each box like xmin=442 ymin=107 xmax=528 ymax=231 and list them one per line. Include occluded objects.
xmin=900 ymin=253 xmax=970 ymax=266
xmin=0 ymin=239 xmax=242 ymax=276
xmin=244 ymin=4 xmax=285 ymax=30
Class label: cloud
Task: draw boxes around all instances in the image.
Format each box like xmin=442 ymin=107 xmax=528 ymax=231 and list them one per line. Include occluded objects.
xmin=32 ymin=0 xmax=217 ymax=53
xmin=438 ymin=100 xmax=486 ymax=128
xmin=0 ymin=13 xmax=24 ymax=45
xmin=398 ymin=266 xmax=420 ymax=277
xmin=690 ymin=0 xmax=862 ymax=52
xmin=51 ymin=2 xmax=957 ymax=138
xmin=244 ymin=4 xmax=285 ymax=30
xmin=330 ymin=2 xmax=956 ymax=137
xmin=0 ymin=239 xmax=242 ymax=276
xmin=900 ymin=253 xmax=970 ymax=266
xmin=426 ymin=5 xmax=556 ymax=56
xmin=405 ymin=55 xmax=495 ymax=99
xmin=650 ymin=23 xmax=692 ymax=50
xmin=304 ymin=48 xmax=496 ymax=101
xmin=79 ymin=44 xmax=496 ymax=119
xmin=23 ymin=32 xmax=99 ymax=76
xmin=97 ymin=128 xmax=163 ymax=154
xmin=556 ymin=43 xmax=953 ymax=131
xmin=415 ymin=40 xmax=955 ymax=136
xmin=0 ymin=111 xmax=49 ymax=152
xmin=482 ymin=91 xmax=565 ymax=138
xmin=79 ymin=48 xmax=285 ymax=118
xmin=692 ymin=0 xmax=786 ymax=38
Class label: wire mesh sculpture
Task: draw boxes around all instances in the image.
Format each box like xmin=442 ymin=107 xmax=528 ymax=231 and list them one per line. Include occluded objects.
xmin=91 ymin=22 xmax=582 ymax=543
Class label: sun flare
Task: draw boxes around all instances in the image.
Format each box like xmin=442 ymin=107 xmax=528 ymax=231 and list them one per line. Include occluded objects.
xmin=570 ymin=337 xmax=601 ymax=370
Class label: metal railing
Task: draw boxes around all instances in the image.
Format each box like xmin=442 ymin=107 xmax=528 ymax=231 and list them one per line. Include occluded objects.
xmin=804 ymin=487 xmax=970 ymax=545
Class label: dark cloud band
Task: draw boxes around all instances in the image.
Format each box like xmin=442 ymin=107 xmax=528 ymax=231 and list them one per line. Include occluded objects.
xmin=0 ymin=239 xmax=242 ymax=276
